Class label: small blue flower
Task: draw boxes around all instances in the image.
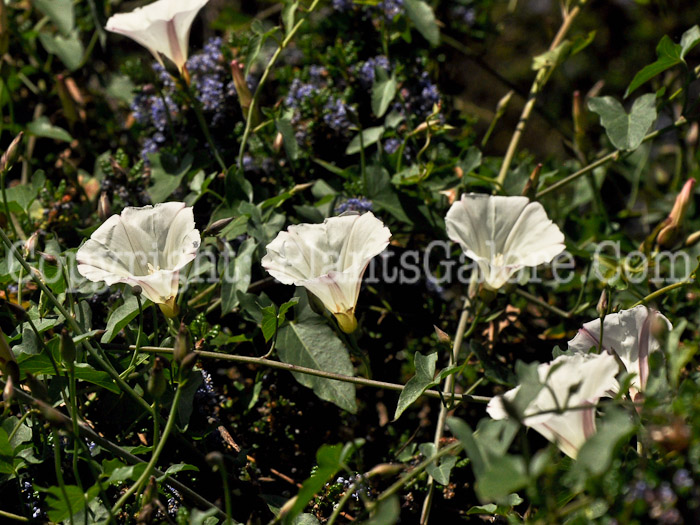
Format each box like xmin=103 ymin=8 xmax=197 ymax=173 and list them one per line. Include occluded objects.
xmin=150 ymin=95 xmax=178 ymax=133
xmin=197 ymin=75 xmax=225 ymax=111
xmin=130 ymin=93 xmax=152 ymax=125
xmin=358 ymin=55 xmax=391 ymax=88
xmin=187 ymin=36 xmax=223 ymax=75
xmin=285 ymin=78 xmax=315 ymax=108
xmin=324 ymin=97 xmax=352 ymax=132
xmin=336 ymin=197 xmax=373 ymax=214
xmin=141 ymin=137 xmax=160 ymax=161
xmin=384 ymin=138 xmax=401 ymax=154
xmin=377 ymin=0 xmax=404 ymax=19
xmin=332 ymin=0 xmax=353 ymax=10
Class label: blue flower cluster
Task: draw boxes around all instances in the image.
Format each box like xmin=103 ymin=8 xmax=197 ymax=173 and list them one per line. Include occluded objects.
xmin=129 ymin=37 xmax=239 ymax=161
xmin=336 ymin=197 xmax=373 ymax=214
xmin=323 ymin=97 xmax=353 ymax=132
xmin=285 ymin=78 xmax=316 ymax=108
xmin=331 ymin=0 xmax=404 ymax=19
xmin=358 ymin=55 xmax=390 ymax=88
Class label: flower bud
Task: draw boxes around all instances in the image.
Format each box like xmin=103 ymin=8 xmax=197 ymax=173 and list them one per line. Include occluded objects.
xmin=178 ymin=353 xmax=197 ymax=381
xmin=521 ymin=163 xmax=542 ymax=200
xmin=203 ymin=217 xmax=234 ymax=237
xmin=230 ymin=59 xmax=257 ymax=124
xmin=0 ymin=131 xmax=23 ymax=173
xmin=37 ymin=251 xmax=58 ymax=264
xmin=60 ymin=328 xmax=76 ymax=364
xmin=1 ymin=299 xmax=27 ymax=323
xmin=57 ymin=74 xmax=78 ymax=127
xmin=3 ymin=374 xmax=14 ymax=404
xmin=4 ymin=360 xmax=19 ymax=387
xmin=173 ymin=322 xmax=192 ymax=365
xmin=657 ymin=178 xmax=696 ymax=248
xmin=24 ymin=231 xmax=40 ymax=259
xmin=273 ymin=131 xmax=284 ymax=153
xmin=434 ymin=325 xmax=451 ymax=345
xmin=367 ymin=463 xmax=403 ymax=477
xmin=98 ymin=192 xmax=111 ymax=221
xmin=147 ymin=357 xmax=167 ymax=399
xmin=684 ymin=230 xmax=700 ymax=247
xmin=596 ymin=288 xmax=608 ymax=317
xmin=132 ymin=285 xmax=142 ymax=297
xmin=141 ymin=476 xmax=158 ymax=506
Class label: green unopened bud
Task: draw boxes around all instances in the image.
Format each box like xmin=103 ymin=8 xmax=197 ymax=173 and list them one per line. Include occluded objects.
xmin=572 ymin=90 xmax=591 ymax=159
xmin=60 ymin=328 xmax=76 ymax=364
xmin=37 ymin=251 xmax=58 ymax=264
xmin=4 ymin=361 xmax=19 ymax=387
xmin=158 ymin=297 xmax=179 ymax=318
xmin=147 ymin=357 xmax=167 ymax=399
xmin=203 ymin=217 xmax=234 ymax=237
xmin=0 ymin=131 xmax=23 ymax=173
xmin=173 ymin=322 xmax=192 ymax=365
xmin=1 ymin=299 xmax=27 ymax=322
xmin=685 ymin=230 xmax=700 ymax=247
xmin=57 ymin=74 xmax=78 ymax=127
xmin=179 ymin=353 xmax=197 ymax=381
xmin=141 ymin=476 xmax=158 ymax=506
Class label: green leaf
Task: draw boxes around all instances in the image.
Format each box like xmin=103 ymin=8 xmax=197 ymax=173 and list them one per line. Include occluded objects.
xmin=15 ymin=353 xmax=121 ymax=394
xmin=282 ymin=1 xmax=298 ymax=35
xmin=405 ymin=0 xmax=440 ymax=46
xmin=158 ymin=463 xmax=199 ymax=480
xmin=532 ymin=40 xmax=572 ymax=71
xmin=372 ymin=71 xmax=397 ymax=118
xmin=365 ymin=165 xmax=412 ymax=224
xmin=32 ymin=0 xmax=74 ymax=35
xmin=394 ymin=352 xmax=438 ymax=419
xmin=106 ymin=463 xmax=147 ymax=484
xmin=178 ymin=370 xmax=203 ymax=428
xmin=680 ymin=25 xmax=700 ymax=58
xmin=285 ymin=443 xmax=345 ymax=523
xmin=147 ymin=153 xmax=193 ymax=203
xmin=38 ymin=31 xmax=84 ymax=71
xmin=45 ymin=485 xmax=88 ymax=522
xmin=588 ymin=94 xmax=657 ymax=151
xmin=101 ymin=296 xmax=140 ymax=343
xmin=419 ymin=443 xmax=458 ymax=486
xmin=475 ymin=454 xmax=527 ymax=502
xmin=346 ymin=126 xmax=385 ymax=155
xmin=26 ymin=116 xmax=73 ymax=142
xmin=276 ymin=114 xmax=299 ymax=161
xmin=261 ymin=306 xmax=278 ymax=342
xmin=221 ymin=237 xmax=257 ymax=313
xmin=625 ymin=34 xmax=686 ymax=97
xmin=276 ymin=313 xmax=356 ymax=413
xmin=359 ymin=495 xmax=400 ymax=525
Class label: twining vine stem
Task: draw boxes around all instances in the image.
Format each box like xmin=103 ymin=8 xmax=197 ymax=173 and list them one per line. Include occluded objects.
xmin=108 ymin=344 xmax=493 ymax=405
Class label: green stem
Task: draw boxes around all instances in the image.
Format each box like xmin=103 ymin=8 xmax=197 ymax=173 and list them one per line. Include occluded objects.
xmin=0 ymin=226 xmax=152 ymax=414
xmin=372 ymin=441 xmax=462 ymax=508
xmin=496 ymin=3 xmax=584 ymax=187
xmin=107 ymin=344 xmax=492 ymax=404
xmin=1 ymin=170 xmax=18 ymax=239
xmin=0 ymin=509 xmax=29 ymax=522
xmin=111 ymin=385 xmax=184 ymax=514
xmin=52 ymin=428 xmax=74 ymax=525
xmin=631 ymin=279 xmax=693 ymax=308
xmin=236 ymin=0 xmax=323 ymax=171
xmin=126 ymin=293 xmax=145 ymax=372
xmin=2 ymin=379 xmax=224 ymax=520
xmin=420 ymin=298 xmax=472 ymax=524
xmin=536 ymin=118 xmax=686 ymax=198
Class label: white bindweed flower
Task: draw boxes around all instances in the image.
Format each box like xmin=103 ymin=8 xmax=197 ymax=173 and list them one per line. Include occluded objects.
xmin=106 ymin=0 xmax=210 ymax=73
xmin=567 ymin=305 xmax=672 ymax=397
xmin=77 ymin=202 xmax=200 ymax=317
xmin=487 ymin=353 xmax=620 ymax=459
xmin=262 ymin=213 xmax=391 ymax=333
xmin=445 ymin=194 xmax=565 ymax=290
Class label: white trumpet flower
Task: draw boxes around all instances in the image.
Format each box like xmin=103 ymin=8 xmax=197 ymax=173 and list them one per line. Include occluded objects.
xmin=77 ymin=202 xmax=200 ymax=317
xmin=487 ymin=353 xmax=620 ymax=459
xmin=106 ymin=0 xmax=210 ymax=72
xmin=567 ymin=305 xmax=672 ymax=396
xmin=262 ymin=213 xmax=391 ymax=333
xmin=445 ymin=194 xmax=565 ymax=290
